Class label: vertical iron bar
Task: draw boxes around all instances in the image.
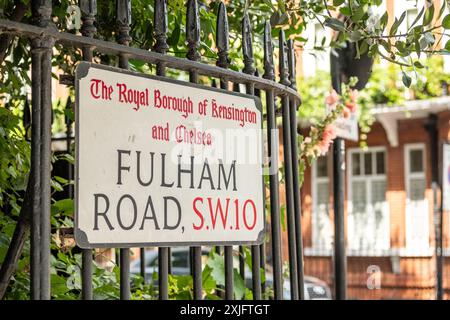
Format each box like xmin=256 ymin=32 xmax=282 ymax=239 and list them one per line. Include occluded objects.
xmin=232 ymin=82 xmax=247 ymax=293
xmin=242 ymin=12 xmax=261 ymax=300
xmin=79 ymin=0 xmax=97 ymax=300
xmin=31 ymin=0 xmax=54 ymax=301
xmin=30 ymin=43 xmax=41 ymax=301
xmin=238 ymin=245 xmax=245 ymax=280
xmin=216 ymin=1 xmax=233 ymax=300
xmin=263 ymin=21 xmax=283 ymax=300
xmin=330 ymin=55 xmax=346 ymax=300
xmin=279 ymin=29 xmax=299 ymax=300
xmin=140 ymin=248 xmax=146 ymax=281
xmin=287 ymin=39 xmax=305 ymax=300
xmin=39 ymin=41 xmax=53 ymax=301
xmin=332 ymin=137 xmax=346 ymax=300
xmin=254 ymin=70 xmax=266 ymax=297
xmin=154 ymin=0 xmax=170 ymax=300
xmin=186 ymin=0 xmax=202 ymax=300
xmin=116 ymin=0 xmax=132 ymax=300
xmin=425 ymin=114 xmax=443 ymax=300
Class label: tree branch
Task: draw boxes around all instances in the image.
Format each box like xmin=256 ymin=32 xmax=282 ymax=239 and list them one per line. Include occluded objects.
xmin=0 ymin=0 xmax=28 ymax=64
xmin=0 ymin=174 xmax=32 ymax=300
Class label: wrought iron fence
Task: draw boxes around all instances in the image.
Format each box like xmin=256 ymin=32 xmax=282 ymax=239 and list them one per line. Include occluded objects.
xmin=0 ymin=0 xmax=305 ymax=300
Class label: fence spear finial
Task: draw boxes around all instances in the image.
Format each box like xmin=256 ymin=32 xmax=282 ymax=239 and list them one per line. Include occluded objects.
xmin=287 ymin=39 xmax=297 ymax=91
xmin=279 ymin=29 xmax=290 ymax=86
xmin=79 ymin=0 xmax=97 ymax=38
xmin=31 ymin=0 xmax=53 ymax=28
xmin=186 ymin=0 xmax=200 ymax=61
xmin=242 ymin=12 xmax=255 ymax=75
xmin=154 ymin=0 xmax=169 ymax=54
xmin=116 ymin=0 xmax=132 ymax=46
xmin=216 ymin=1 xmax=229 ymax=68
xmin=263 ymin=21 xmax=274 ymax=81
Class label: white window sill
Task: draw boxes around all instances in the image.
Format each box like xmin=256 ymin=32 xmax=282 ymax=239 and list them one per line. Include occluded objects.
xmin=304 ymin=247 xmax=436 ymax=257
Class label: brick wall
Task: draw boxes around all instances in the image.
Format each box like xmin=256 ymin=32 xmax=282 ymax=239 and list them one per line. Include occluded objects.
xmin=298 ymin=112 xmax=450 ymax=299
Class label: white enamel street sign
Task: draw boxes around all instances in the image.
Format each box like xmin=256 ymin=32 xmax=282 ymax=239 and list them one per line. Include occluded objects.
xmin=74 ymin=62 xmax=265 ymax=248
xmin=443 ymin=143 xmax=450 ymax=211
xmin=326 ymin=104 xmax=359 ymax=141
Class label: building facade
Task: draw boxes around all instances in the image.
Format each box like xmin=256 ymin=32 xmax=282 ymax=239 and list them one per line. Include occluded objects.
xmin=298 ymin=100 xmax=450 ymax=299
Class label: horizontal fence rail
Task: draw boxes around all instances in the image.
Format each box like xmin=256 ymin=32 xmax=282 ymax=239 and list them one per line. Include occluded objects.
xmin=0 ymin=0 xmax=305 ymax=301
xmin=0 ymin=19 xmax=301 ymax=102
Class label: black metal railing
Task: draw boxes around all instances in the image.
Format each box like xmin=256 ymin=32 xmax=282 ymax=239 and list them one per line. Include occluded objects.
xmin=0 ymin=0 xmax=303 ymax=300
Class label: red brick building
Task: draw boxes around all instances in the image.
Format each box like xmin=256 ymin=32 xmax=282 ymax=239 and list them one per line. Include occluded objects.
xmin=297 ymin=98 xmax=450 ymax=299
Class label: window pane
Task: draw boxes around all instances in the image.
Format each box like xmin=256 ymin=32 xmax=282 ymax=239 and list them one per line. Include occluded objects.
xmin=351 ymin=181 xmax=367 ymax=250
xmin=410 ymin=177 xmax=425 ymax=201
xmin=410 ymin=149 xmax=423 ymax=173
xmin=351 ymin=181 xmax=366 ymax=212
xmin=371 ymin=180 xmax=388 ymax=251
xmin=364 ymin=153 xmax=372 ymax=175
xmin=316 ymin=156 xmax=328 ymax=178
xmin=171 ymin=251 xmax=189 ymax=268
xmin=352 ymin=153 xmax=361 ymax=176
xmin=371 ymin=180 xmax=386 ymax=205
xmin=317 ymin=182 xmax=329 ymax=206
xmin=376 ymin=151 xmax=385 ymax=174
xmin=315 ymin=181 xmax=332 ymax=250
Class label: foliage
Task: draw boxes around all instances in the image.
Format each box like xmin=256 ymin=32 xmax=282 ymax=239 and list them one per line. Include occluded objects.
xmin=2 ymin=0 xmax=450 ymax=300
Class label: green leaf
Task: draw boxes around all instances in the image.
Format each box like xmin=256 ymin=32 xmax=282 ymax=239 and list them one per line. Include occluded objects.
xmin=51 ymin=179 xmax=64 ymax=192
xmin=423 ymin=3 xmax=435 ymax=26
xmin=402 ymin=71 xmax=412 ymax=88
xmin=324 ymin=18 xmax=346 ymax=32
xmin=202 ymin=265 xmax=217 ymax=292
xmin=410 ymin=6 xmax=425 ymax=29
xmin=339 ymin=6 xmax=351 ymax=16
xmin=351 ymin=5 xmax=366 ymax=23
xmin=333 ymin=0 xmax=345 ymax=6
xmin=280 ymin=204 xmax=286 ymax=231
xmin=390 ymin=12 xmax=406 ymax=36
xmin=233 ymin=269 xmax=246 ymax=299
xmin=167 ymin=18 xmax=181 ymax=47
xmin=414 ymin=61 xmax=424 ymax=68
xmin=443 ymin=14 xmax=450 ymax=29
xmin=206 ymin=252 xmax=225 ymax=286
xmin=51 ymin=274 xmax=70 ymax=295
xmin=380 ymin=11 xmax=388 ymax=29
xmin=445 ymin=40 xmax=450 ymax=51
xmin=437 ymin=0 xmax=447 ymax=20
xmin=349 ymin=30 xmax=362 ymax=42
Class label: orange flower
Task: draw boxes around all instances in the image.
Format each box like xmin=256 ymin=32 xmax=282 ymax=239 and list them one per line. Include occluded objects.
xmin=342 ymin=107 xmax=351 ymax=118
xmin=345 ymin=101 xmax=357 ymax=113
xmin=349 ymin=89 xmax=358 ymax=103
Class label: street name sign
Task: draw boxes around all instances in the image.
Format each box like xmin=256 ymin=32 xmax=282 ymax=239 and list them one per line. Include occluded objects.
xmin=326 ymin=104 xmax=359 ymax=141
xmin=74 ymin=62 xmax=265 ymax=248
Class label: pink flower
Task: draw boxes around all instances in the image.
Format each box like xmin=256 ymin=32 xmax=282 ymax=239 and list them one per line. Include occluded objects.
xmin=325 ymin=89 xmax=339 ymax=106
xmin=349 ymin=89 xmax=358 ymax=102
xmin=322 ymin=125 xmax=337 ymax=142
xmin=316 ymin=125 xmax=337 ymax=155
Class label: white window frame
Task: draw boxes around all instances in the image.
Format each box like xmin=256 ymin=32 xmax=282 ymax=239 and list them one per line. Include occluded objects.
xmin=347 ymin=146 xmax=390 ymax=255
xmin=309 ymin=157 xmax=333 ymax=256
xmin=404 ymin=143 xmax=430 ymax=252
